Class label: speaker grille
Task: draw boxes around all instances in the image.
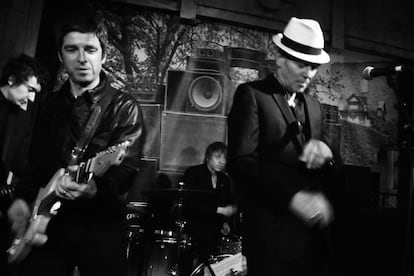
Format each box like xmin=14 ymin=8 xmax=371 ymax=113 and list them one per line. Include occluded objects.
xmin=166 ymin=70 xmax=228 ymax=115
xmin=140 ymin=104 xmax=162 ymax=158
xmin=188 ymin=76 xmax=223 ymax=112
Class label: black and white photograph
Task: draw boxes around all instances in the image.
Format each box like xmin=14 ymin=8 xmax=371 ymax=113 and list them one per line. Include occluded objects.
xmin=1 ymin=0 xmax=413 ymax=275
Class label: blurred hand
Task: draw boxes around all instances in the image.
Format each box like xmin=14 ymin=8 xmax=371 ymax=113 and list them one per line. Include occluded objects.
xmin=8 ymin=199 xmax=31 ymax=236
xmin=289 ymin=191 xmax=333 ymax=227
xmin=299 ymin=139 xmax=333 ymax=169
xmin=217 ymin=205 xmax=238 ymax=217
xmin=221 ymin=222 xmax=231 ymax=235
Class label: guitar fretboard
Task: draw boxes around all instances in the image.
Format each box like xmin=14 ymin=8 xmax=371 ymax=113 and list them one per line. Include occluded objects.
xmin=0 ymin=185 xmax=15 ymax=198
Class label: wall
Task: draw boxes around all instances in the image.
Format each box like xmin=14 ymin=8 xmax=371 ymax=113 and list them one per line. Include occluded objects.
xmin=0 ymin=0 xmax=44 ymax=73
xmin=114 ymin=0 xmax=414 ymax=60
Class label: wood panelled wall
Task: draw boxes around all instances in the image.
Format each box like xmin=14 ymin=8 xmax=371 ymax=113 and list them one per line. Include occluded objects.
xmin=0 ymin=0 xmax=44 ymax=73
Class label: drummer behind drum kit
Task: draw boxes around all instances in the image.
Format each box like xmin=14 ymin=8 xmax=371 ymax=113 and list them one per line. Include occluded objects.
xmin=125 ymin=183 xmax=246 ymax=276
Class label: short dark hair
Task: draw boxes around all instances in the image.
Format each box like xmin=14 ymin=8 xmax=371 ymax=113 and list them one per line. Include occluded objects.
xmin=204 ymin=141 xmax=227 ymax=162
xmin=0 ymin=54 xmax=46 ymax=87
xmin=54 ymin=9 xmax=108 ymax=58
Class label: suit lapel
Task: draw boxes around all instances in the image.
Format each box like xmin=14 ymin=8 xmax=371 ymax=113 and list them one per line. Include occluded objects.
xmin=271 ymin=93 xmax=296 ymax=125
xmin=271 ymin=93 xmax=304 ymax=150
xmin=302 ymin=93 xmax=319 ymax=139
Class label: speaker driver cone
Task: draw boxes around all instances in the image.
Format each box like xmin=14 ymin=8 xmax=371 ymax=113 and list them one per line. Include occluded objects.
xmin=188 ymin=76 xmax=223 ymax=111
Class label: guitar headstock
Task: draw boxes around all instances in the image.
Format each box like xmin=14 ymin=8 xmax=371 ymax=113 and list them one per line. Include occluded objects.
xmin=89 ymin=141 xmax=130 ymax=177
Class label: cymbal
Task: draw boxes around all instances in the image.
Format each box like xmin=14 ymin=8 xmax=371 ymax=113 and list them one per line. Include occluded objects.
xmin=126 ymin=201 xmax=150 ymax=212
xmin=143 ymin=188 xmax=214 ymax=200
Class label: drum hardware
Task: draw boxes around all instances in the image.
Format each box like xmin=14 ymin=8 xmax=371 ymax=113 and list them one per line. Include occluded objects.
xmin=126 ymin=201 xmax=151 ymax=274
xmin=174 ymin=181 xmax=190 ymax=276
xmin=190 ymin=253 xmax=247 ymax=276
xmin=126 ymin=201 xmax=151 ymax=226
xmin=142 ymin=183 xmax=214 ymax=275
xmin=217 ymin=234 xmax=242 ymax=255
xmin=127 ymin=201 xmax=150 ymax=209
xmin=141 ymin=228 xmax=194 ymax=276
xmin=127 ymin=225 xmax=146 ymax=260
xmin=142 ymin=187 xmax=214 ymax=201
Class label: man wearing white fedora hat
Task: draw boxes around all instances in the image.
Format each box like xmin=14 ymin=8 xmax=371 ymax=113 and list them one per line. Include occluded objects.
xmin=227 ymin=17 xmax=341 ymax=275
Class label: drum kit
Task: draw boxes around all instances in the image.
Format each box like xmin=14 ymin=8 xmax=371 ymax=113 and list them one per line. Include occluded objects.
xmin=125 ymin=183 xmax=245 ymax=276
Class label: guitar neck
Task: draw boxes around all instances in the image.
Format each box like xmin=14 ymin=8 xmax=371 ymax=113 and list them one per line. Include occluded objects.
xmin=67 ymin=161 xmax=92 ymax=183
xmin=64 ymin=143 xmax=128 ymax=186
xmin=0 ymin=185 xmax=15 ymax=199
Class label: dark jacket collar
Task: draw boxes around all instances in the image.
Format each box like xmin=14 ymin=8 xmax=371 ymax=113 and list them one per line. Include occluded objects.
xmin=249 ymin=74 xmax=283 ymax=95
xmin=60 ymin=72 xmax=109 ymax=105
xmin=253 ymin=73 xmax=309 ymax=99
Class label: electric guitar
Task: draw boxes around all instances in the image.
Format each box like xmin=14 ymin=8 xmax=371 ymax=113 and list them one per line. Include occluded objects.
xmin=7 ymin=142 xmax=129 ymax=264
xmin=0 ymin=184 xmax=15 ymax=200
xmin=0 ymin=184 xmax=15 ymax=219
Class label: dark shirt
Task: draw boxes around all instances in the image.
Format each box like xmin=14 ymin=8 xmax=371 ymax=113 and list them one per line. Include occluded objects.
xmin=0 ymin=92 xmax=13 ymax=185
xmin=0 ymin=92 xmax=15 ymax=210
xmin=0 ymin=90 xmax=38 ymax=186
xmin=289 ymin=92 xmax=310 ymax=144
xmin=182 ymin=163 xmax=234 ymax=259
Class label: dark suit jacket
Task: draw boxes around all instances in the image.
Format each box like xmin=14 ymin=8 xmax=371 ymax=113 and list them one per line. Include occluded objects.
xmin=0 ymin=92 xmax=38 ymax=188
xmin=227 ymin=74 xmax=340 ymax=267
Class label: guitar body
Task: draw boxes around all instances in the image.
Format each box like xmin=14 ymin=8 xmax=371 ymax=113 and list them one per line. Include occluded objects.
xmin=8 ymin=143 xmax=128 ymax=264
xmin=8 ymin=169 xmax=64 ymax=263
xmin=7 ymin=215 xmax=50 ymax=263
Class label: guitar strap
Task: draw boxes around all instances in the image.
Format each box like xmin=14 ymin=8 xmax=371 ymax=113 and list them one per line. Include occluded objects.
xmin=68 ymin=87 xmax=116 ymax=165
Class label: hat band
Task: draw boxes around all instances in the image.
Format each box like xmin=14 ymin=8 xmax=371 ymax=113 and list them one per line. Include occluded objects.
xmin=281 ymin=35 xmax=322 ymax=55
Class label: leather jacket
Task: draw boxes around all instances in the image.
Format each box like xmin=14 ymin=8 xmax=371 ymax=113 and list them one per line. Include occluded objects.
xmin=15 ymin=72 xmax=144 ymax=223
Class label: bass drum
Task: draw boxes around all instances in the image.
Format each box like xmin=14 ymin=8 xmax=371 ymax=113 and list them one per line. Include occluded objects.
xmin=141 ymin=230 xmax=194 ymax=276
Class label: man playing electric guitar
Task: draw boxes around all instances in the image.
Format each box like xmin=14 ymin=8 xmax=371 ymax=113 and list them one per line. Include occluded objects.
xmin=0 ymin=54 xmax=45 ymax=276
xmin=7 ymin=7 xmax=143 ymax=276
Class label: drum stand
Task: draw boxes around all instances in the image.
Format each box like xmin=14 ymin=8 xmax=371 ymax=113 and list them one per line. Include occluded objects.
xmin=142 ymin=184 xmax=215 ymax=275
xmin=170 ymin=182 xmax=189 ymax=276
xmin=173 ymin=183 xmax=217 ymax=276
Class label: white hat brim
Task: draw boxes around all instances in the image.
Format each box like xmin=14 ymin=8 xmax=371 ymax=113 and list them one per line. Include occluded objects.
xmin=272 ymin=33 xmax=330 ymax=64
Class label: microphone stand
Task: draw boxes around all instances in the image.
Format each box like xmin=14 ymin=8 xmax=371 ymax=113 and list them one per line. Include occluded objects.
xmin=389 ymin=69 xmax=414 ymax=276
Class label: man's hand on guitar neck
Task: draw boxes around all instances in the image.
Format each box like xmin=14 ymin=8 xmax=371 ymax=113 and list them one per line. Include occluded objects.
xmin=56 ymin=169 xmax=97 ymax=200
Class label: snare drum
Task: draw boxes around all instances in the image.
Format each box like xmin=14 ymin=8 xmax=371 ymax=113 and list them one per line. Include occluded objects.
xmin=141 ymin=229 xmax=194 ymax=276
